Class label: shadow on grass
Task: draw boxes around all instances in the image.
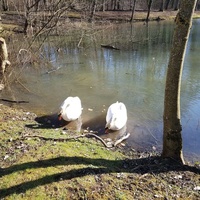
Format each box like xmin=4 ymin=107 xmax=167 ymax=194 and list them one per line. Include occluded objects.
xmin=25 ymin=114 xmax=65 ymax=129
xmin=0 ymin=156 xmax=200 ymax=198
xmin=26 ymin=113 xmax=82 ymax=132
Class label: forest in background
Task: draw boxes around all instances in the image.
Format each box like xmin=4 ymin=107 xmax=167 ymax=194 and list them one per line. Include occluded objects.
xmin=1 ymin=0 xmax=200 ymax=12
xmin=0 ymin=0 xmax=200 ymax=36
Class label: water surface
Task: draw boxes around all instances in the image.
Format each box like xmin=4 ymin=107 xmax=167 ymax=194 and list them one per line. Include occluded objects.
xmin=2 ymin=20 xmax=200 ymax=161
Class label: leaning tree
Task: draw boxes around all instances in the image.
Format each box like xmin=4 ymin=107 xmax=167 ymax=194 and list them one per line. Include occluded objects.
xmin=162 ymin=0 xmax=197 ymax=164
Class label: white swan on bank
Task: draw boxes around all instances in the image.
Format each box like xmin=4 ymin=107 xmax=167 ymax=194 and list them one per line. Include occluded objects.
xmin=105 ymin=101 xmax=127 ymax=131
xmin=58 ymin=96 xmax=82 ymax=121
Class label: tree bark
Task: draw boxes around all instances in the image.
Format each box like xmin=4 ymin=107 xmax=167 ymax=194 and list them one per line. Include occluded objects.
xmin=173 ymin=0 xmax=180 ymax=10
xmin=162 ymin=0 xmax=197 ymax=164
xmin=159 ymin=0 xmax=164 ymax=11
xmin=130 ymin=0 xmax=137 ymax=22
xmin=146 ymin=0 xmax=153 ymax=22
xmin=101 ymin=0 xmax=106 ymax=11
xmin=2 ymin=0 xmax=9 ymax=11
xmin=195 ymin=0 xmax=200 ymax=10
xmin=88 ymin=0 xmax=97 ymax=22
xmin=165 ymin=0 xmax=171 ymax=10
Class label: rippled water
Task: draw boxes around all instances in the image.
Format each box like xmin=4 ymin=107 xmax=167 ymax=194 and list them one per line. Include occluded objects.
xmin=2 ymin=19 xmax=200 ymax=161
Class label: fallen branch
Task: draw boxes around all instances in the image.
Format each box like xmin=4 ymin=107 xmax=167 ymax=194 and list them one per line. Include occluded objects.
xmin=114 ymin=133 xmax=130 ymax=147
xmin=23 ymin=133 xmax=112 ymax=148
xmin=101 ymin=44 xmax=120 ymax=50
xmin=0 ymin=98 xmax=29 ymax=104
xmin=22 ymin=132 xmax=130 ymax=148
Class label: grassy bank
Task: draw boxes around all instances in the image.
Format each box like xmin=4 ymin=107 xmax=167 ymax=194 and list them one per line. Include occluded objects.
xmin=0 ymin=103 xmax=200 ymax=199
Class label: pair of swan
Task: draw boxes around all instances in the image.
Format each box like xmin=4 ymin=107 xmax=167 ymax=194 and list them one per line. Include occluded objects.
xmin=58 ymin=97 xmax=127 ymax=131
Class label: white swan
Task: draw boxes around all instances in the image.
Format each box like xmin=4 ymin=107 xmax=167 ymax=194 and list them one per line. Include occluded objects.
xmin=58 ymin=96 xmax=82 ymax=121
xmin=105 ymin=101 xmax=127 ymax=131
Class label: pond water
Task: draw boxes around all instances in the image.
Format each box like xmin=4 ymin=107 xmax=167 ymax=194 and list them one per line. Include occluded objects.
xmin=2 ymin=19 xmax=200 ymax=161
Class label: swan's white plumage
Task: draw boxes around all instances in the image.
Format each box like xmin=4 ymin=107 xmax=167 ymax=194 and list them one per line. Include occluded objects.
xmin=59 ymin=96 xmax=82 ymax=121
xmin=105 ymin=101 xmax=127 ymax=131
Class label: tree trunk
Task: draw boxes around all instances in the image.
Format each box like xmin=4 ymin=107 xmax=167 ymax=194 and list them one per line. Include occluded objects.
xmin=116 ymin=0 xmax=121 ymax=10
xmin=159 ymin=0 xmax=164 ymax=11
xmin=130 ymin=0 xmax=137 ymax=22
xmin=113 ymin=0 xmax=117 ymax=10
xmin=146 ymin=0 xmax=153 ymax=22
xmin=110 ymin=0 xmax=114 ymax=10
xmin=23 ymin=0 xmax=30 ymax=35
xmin=162 ymin=0 xmax=197 ymax=164
xmin=101 ymin=0 xmax=106 ymax=11
xmin=0 ymin=11 xmax=2 ymax=31
xmin=2 ymin=0 xmax=9 ymax=11
xmin=196 ymin=0 xmax=200 ymax=10
xmin=165 ymin=0 xmax=171 ymax=10
xmin=173 ymin=0 xmax=180 ymax=10
xmin=34 ymin=0 xmax=40 ymax=12
xmin=88 ymin=0 xmax=97 ymax=22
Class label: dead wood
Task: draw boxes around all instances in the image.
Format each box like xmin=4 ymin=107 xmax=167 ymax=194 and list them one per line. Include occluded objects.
xmin=101 ymin=44 xmax=120 ymax=50
xmin=0 ymin=98 xmax=29 ymax=104
xmin=22 ymin=132 xmax=130 ymax=148
xmin=114 ymin=133 xmax=130 ymax=146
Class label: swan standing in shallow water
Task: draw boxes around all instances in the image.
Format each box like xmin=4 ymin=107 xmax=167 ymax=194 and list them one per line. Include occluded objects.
xmin=105 ymin=101 xmax=127 ymax=131
xmin=58 ymin=96 xmax=82 ymax=121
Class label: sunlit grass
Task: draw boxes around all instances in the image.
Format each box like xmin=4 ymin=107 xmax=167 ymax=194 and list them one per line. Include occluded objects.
xmin=1 ymin=96 xmax=200 ymax=199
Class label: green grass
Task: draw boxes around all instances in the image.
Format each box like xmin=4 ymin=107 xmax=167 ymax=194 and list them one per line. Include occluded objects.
xmin=1 ymin=104 xmax=200 ymax=199
xmin=0 ymin=105 xmax=128 ymax=199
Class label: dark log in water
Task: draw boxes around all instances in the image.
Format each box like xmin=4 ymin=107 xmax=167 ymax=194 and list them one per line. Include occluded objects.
xmin=101 ymin=44 xmax=120 ymax=50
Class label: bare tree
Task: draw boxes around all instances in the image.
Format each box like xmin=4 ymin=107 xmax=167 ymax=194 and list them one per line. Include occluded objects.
xmin=195 ymin=0 xmax=200 ymax=10
xmin=159 ymin=0 xmax=165 ymax=11
xmin=2 ymin=0 xmax=9 ymax=11
xmin=88 ymin=0 xmax=97 ymax=22
xmin=162 ymin=0 xmax=197 ymax=164
xmin=173 ymin=0 xmax=180 ymax=10
xmin=146 ymin=0 xmax=153 ymax=22
xmin=130 ymin=0 xmax=137 ymax=22
xmin=21 ymin=0 xmax=76 ymax=39
xmin=100 ymin=0 xmax=106 ymax=11
xmin=23 ymin=0 xmax=43 ymax=35
xmin=164 ymin=0 xmax=171 ymax=10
